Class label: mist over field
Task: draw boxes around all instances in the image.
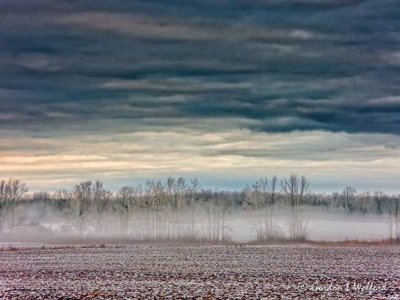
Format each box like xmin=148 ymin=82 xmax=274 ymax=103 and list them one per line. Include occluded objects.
xmin=0 ymin=210 xmax=393 ymax=244
xmin=1 ymin=176 xmax=398 ymax=244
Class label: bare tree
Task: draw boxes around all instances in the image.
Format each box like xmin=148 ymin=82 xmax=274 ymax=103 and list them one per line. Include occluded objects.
xmin=0 ymin=180 xmax=10 ymax=229
xmin=166 ymin=177 xmax=176 ymax=239
xmin=373 ymin=191 xmax=385 ymax=215
xmin=144 ymin=180 xmax=167 ymax=240
xmin=341 ymin=186 xmax=356 ymax=213
xmin=281 ymin=174 xmax=309 ymax=241
xmin=117 ymin=186 xmax=135 ymax=235
xmin=388 ymin=195 xmax=400 ymax=242
xmin=188 ymin=178 xmax=201 ymax=238
xmin=168 ymin=177 xmax=187 ymax=240
xmin=204 ymin=190 xmax=231 ymax=242
xmin=92 ymin=181 xmax=112 ymax=234
xmin=248 ymin=178 xmax=269 ymax=240
xmin=70 ymin=181 xmax=92 ymax=235
xmin=269 ymin=176 xmax=278 ymax=237
xmin=0 ymin=178 xmax=28 ymax=229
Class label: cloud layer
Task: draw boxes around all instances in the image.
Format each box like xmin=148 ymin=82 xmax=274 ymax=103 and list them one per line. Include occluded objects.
xmin=0 ymin=0 xmax=399 ymax=191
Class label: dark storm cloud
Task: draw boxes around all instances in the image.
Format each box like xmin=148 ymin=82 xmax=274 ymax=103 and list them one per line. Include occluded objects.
xmin=0 ymin=0 xmax=399 ymax=135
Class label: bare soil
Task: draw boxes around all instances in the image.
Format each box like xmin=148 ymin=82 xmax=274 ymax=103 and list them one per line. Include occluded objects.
xmin=0 ymin=244 xmax=399 ymax=299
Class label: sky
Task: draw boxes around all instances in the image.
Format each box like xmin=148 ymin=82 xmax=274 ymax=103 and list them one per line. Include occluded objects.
xmin=0 ymin=0 xmax=400 ymax=193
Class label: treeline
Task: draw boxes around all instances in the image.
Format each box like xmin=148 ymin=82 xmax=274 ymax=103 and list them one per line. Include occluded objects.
xmin=0 ymin=175 xmax=399 ymax=242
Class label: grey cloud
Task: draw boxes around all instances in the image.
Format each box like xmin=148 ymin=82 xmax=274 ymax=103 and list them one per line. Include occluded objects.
xmin=0 ymin=0 xmax=399 ymax=136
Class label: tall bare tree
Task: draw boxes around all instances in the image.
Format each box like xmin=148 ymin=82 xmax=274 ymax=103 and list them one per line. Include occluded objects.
xmin=280 ymin=174 xmax=309 ymax=240
xmin=117 ymin=186 xmax=135 ymax=235
xmin=92 ymin=180 xmax=112 ymax=234
xmin=0 ymin=178 xmax=28 ymax=229
xmin=248 ymin=176 xmax=279 ymax=240
xmin=373 ymin=191 xmax=385 ymax=215
xmin=388 ymin=195 xmax=400 ymax=242
xmin=70 ymin=181 xmax=92 ymax=235
xmin=341 ymin=186 xmax=356 ymax=213
xmin=188 ymin=178 xmax=201 ymax=237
